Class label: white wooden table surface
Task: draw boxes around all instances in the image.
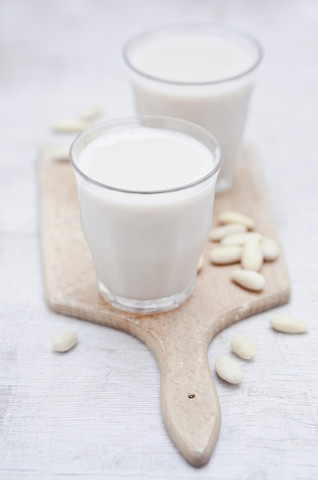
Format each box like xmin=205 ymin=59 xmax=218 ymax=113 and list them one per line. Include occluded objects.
xmin=1 ymin=1 xmax=317 ymax=479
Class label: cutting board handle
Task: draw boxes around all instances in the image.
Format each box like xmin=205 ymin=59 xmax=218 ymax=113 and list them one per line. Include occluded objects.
xmin=154 ymin=335 xmax=221 ymax=467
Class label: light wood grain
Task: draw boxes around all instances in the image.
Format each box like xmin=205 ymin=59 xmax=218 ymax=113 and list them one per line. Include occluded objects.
xmin=39 ymin=144 xmax=290 ymax=466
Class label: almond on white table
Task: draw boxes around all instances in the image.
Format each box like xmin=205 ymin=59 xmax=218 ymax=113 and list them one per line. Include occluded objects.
xmin=270 ymin=315 xmax=307 ymax=333
xmin=215 ymin=356 xmax=243 ymax=384
xmin=78 ymin=106 xmax=102 ymax=121
xmin=52 ymin=332 xmax=78 ymax=352
xmin=231 ymin=334 xmax=255 ymax=360
xmin=53 ymin=118 xmax=88 ymax=133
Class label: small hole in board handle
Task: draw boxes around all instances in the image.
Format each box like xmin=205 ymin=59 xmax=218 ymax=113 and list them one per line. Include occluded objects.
xmin=188 ymin=393 xmax=196 ymax=399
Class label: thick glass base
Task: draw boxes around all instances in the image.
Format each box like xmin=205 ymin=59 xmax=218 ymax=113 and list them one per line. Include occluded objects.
xmin=98 ymin=281 xmax=194 ymax=315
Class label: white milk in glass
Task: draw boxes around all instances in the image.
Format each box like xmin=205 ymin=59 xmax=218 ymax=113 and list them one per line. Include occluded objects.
xmin=71 ymin=119 xmax=221 ymax=313
xmin=124 ymin=26 xmax=261 ymax=191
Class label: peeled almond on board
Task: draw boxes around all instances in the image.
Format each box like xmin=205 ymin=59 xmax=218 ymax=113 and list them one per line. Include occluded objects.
xmin=270 ymin=315 xmax=307 ymax=333
xmin=218 ymin=211 xmax=255 ymax=230
xmin=241 ymin=239 xmax=264 ymax=271
xmin=215 ymin=356 xmax=243 ymax=384
xmin=210 ymin=246 xmax=243 ymax=265
xmin=231 ymin=269 xmax=265 ymax=291
xmin=262 ymin=237 xmax=280 ymax=261
xmin=221 ymin=232 xmax=263 ymax=246
xmin=231 ymin=334 xmax=255 ymax=360
xmin=209 ymin=224 xmax=247 ymax=242
xmin=197 ymin=254 xmax=204 ymax=273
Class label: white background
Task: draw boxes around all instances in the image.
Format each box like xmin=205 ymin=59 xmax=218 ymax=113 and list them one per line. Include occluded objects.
xmin=0 ymin=1 xmax=317 ymax=479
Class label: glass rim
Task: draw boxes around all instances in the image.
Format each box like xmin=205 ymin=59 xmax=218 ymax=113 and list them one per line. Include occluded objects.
xmin=123 ymin=22 xmax=263 ymax=86
xmin=69 ymin=115 xmax=223 ymax=195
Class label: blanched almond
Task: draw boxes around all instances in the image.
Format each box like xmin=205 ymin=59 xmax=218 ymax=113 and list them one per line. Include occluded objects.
xmin=215 ymin=356 xmax=243 ymax=384
xmin=218 ymin=211 xmax=255 ymax=230
xmin=209 ymin=224 xmax=247 ymax=242
xmin=78 ymin=106 xmax=102 ymax=121
xmin=262 ymin=237 xmax=280 ymax=261
xmin=221 ymin=232 xmax=263 ymax=246
xmin=210 ymin=246 xmax=243 ymax=265
xmin=231 ymin=334 xmax=255 ymax=360
xmin=231 ymin=269 xmax=265 ymax=291
xmin=241 ymin=239 xmax=263 ymax=271
xmin=270 ymin=315 xmax=307 ymax=333
xmin=197 ymin=254 xmax=204 ymax=273
xmin=52 ymin=332 xmax=78 ymax=352
xmin=53 ymin=119 xmax=87 ymax=133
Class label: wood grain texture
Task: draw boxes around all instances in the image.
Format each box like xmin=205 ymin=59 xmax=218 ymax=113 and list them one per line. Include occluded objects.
xmin=38 ymin=144 xmax=290 ymax=466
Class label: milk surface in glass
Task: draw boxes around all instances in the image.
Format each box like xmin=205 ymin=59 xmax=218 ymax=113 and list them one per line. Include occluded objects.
xmin=70 ymin=118 xmax=221 ymax=314
xmin=124 ymin=26 xmax=262 ymax=192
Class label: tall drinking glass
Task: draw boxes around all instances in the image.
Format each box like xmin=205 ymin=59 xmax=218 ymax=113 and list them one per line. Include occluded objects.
xmin=70 ymin=116 xmax=222 ymax=314
xmin=123 ymin=24 xmax=262 ymax=192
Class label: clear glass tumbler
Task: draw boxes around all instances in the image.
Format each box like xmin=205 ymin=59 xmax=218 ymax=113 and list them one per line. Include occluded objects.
xmin=70 ymin=116 xmax=222 ymax=314
xmin=123 ymin=24 xmax=262 ymax=192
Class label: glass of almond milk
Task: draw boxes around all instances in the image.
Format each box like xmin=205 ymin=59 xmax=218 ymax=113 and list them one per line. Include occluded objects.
xmin=70 ymin=116 xmax=222 ymax=314
xmin=123 ymin=24 xmax=262 ymax=192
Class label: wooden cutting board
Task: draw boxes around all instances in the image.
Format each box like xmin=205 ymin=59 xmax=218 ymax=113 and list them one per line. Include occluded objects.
xmin=38 ymin=144 xmax=290 ymax=467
